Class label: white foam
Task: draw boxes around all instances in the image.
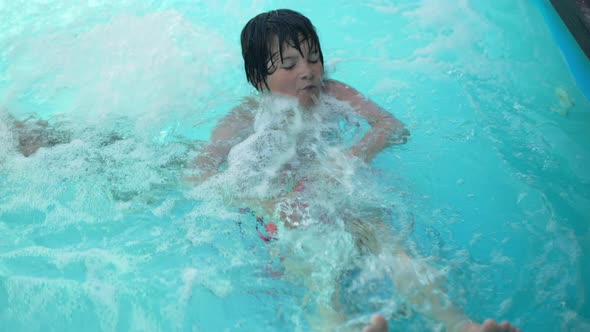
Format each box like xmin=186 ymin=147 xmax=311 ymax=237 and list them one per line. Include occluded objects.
xmin=4 ymin=10 xmax=236 ymax=132
xmin=0 ymin=111 xmax=18 ymax=160
xmin=196 ymin=95 xmax=370 ymax=207
xmin=179 ymin=267 xmax=198 ymax=304
xmin=4 ymin=276 xmax=84 ymax=326
xmin=130 ymin=304 xmax=162 ymax=332
xmin=83 ymin=278 xmax=119 ymax=332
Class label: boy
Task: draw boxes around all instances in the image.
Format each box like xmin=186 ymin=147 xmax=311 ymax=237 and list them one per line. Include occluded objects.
xmin=192 ymin=9 xmax=519 ymax=332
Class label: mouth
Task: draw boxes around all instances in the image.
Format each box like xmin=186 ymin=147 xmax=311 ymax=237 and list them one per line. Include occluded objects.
xmin=301 ymin=85 xmax=318 ymax=92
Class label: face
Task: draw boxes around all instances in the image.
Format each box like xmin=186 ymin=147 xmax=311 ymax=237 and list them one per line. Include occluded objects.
xmin=265 ymin=37 xmax=324 ymax=107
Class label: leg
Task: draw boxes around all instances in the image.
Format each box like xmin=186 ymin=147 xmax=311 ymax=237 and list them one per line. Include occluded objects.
xmin=346 ymin=214 xmax=521 ymax=332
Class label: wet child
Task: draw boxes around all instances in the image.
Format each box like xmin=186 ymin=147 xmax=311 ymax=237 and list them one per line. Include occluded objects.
xmin=192 ymin=9 xmax=520 ymax=332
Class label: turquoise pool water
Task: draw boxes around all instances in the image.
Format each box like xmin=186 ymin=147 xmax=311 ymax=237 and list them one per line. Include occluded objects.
xmin=1 ymin=0 xmax=589 ymax=331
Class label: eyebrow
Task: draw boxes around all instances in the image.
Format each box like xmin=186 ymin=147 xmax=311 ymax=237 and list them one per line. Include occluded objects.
xmin=270 ymin=48 xmax=317 ymax=65
xmin=270 ymin=52 xmax=296 ymax=63
xmin=278 ymin=51 xmax=316 ymax=60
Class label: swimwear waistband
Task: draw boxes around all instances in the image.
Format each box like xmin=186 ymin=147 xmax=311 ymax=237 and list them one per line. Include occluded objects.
xmin=239 ymin=207 xmax=277 ymax=243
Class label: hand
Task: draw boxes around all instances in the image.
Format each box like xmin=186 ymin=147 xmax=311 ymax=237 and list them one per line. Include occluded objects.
xmin=390 ymin=126 xmax=410 ymax=145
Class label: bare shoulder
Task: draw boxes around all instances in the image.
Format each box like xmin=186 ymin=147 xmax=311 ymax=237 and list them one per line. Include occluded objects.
xmin=211 ymin=97 xmax=256 ymax=142
xmin=323 ymin=79 xmax=362 ymax=102
xmin=223 ymin=96 xmax=252 ymax=118
xmin=323 ymin=79 xmax=403 ymax=128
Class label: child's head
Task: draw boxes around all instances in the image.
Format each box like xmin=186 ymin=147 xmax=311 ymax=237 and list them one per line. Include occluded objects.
xmin=241 ymin=9 xmax=324 ymax=107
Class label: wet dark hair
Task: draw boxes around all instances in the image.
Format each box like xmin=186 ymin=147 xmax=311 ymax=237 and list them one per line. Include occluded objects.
xmin=240 ymin=9 xmax=324 ymax=91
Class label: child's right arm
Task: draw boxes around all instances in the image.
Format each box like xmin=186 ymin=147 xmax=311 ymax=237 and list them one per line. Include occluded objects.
xmin=189 ymin=100 xmax=255 ymax=182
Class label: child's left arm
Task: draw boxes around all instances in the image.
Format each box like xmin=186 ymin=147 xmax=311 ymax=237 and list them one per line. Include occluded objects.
xmin=324 ymin=79 xmax=409 ymax=162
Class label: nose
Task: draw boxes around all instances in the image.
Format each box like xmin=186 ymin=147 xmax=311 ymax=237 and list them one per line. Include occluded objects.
xmin=299 ymin=61 xmax=314 ymax=80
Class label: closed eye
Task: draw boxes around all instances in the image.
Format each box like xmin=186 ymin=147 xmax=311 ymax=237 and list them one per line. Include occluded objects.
xmin=280 ymin=56 xmax=297 ymax=70
xmin=308 ymin=52 xmax=320 ymax=63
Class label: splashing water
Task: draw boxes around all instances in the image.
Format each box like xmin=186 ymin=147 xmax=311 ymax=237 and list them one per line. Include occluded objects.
xmin=1 ymin=1 xmax=589 ymax=331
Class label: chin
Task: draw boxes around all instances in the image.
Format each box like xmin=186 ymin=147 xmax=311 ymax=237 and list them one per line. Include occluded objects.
xmin=298 ymin=94 xmax=319 ymax=108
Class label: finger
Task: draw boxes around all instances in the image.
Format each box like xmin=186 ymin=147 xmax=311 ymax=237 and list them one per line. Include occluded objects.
xmin=482 ymin=319 xmax=498 ymax=332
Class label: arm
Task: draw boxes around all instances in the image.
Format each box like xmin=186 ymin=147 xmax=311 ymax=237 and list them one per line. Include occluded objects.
xmin=189 ymin=100 xmax=255 ymax=182
xmin=1 ymin=112 xmax=70 ymax=157
xmin=324 ymin=79 xmax=409 ymax=163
